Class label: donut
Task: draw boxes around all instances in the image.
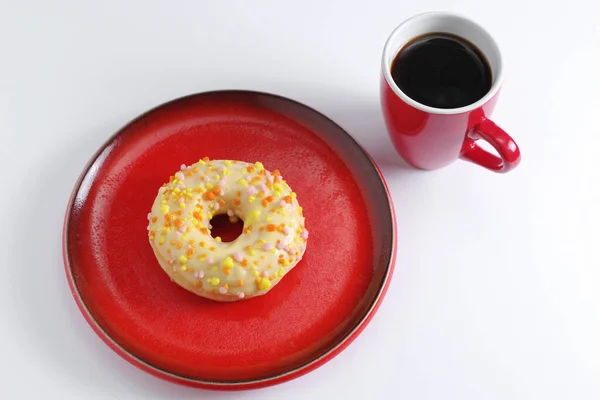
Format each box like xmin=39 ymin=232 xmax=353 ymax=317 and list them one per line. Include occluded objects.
xmin=147 ymin=158 xmax=308 ymax=302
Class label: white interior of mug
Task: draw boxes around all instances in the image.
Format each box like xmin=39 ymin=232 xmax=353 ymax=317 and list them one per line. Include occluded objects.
xmin=382 ymin=12 xmax=503 ymax=115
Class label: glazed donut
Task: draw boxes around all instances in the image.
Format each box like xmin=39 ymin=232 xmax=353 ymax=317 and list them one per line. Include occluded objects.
xmin=147 ymin=158 xmax=308 ymax=302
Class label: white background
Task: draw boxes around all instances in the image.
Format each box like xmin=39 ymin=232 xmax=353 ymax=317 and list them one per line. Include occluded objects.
xmin=1 ymin=1 xmax=599 ymax=399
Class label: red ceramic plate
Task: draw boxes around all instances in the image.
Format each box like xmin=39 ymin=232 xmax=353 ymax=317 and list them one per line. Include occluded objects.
xmin=63 ymin=91 xmax=396 ymax=390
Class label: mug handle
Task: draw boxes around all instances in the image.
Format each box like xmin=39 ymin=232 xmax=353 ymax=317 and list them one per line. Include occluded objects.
xmin=460 ymin=119 xmax=521 ymax=173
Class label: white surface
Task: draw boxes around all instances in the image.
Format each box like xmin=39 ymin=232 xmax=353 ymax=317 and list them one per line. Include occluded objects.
xmin=1 ymin=1 xmax=599 ymax=399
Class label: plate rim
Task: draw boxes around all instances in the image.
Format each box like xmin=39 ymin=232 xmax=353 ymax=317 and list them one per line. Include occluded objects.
xmin=62 ymin=90 xmax=397 ymax=390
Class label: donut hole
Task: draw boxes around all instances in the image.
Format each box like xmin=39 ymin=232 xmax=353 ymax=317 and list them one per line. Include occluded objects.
xmin=209 ymin=214 xmax=244 ymax=242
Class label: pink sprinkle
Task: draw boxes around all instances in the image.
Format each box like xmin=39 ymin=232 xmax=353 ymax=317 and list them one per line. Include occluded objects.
xmin=176 ymin=172 xmax=185 ymax=181
xmin=178 ymin=197 xmax=184 ymax=203
xmin=259 ymin=183 xmax=268 ymax=193
xmin=247 ymin=186 xmax=257 ymax=196
xmin=175 ymin=231 xmax=182 ymax=237
xmin=207 ymin=257 xmax=214 ymax=265
xmin=233 ymin=252 xmax=243 ymax=262
xmin=238 ymin=292 xmax=245 ymax=299
xmin=227 ymin=209 xmax=234 ymax=217
xmin=283 ymin=227 xmax=290 ymax=235
xmin=219 ymin=287 xmax=227 ymax=294
xmin=265 ymin=171 xmax=272 ymax=179
xmin=180 ymin=164 xmax=186 ymax=170
xmin=203 ymin=176 xmax=209 ymax=182
xmin=188 ymin=244 xmax=192 ymax=249
xmin=219 ymin=166 xmax=225 ymax=172
xmin=279 ymin=200 xmax=286 ymax=207
xmin=177 ymin=184 xmax=185 ymax=189
xmin=219 ymin=179 xmax=226 ymax=186
xmin=301 ymin=229 xmax=309 ymax=240
xmin=263 ymin=271 xmax=269 ymax=277
xmin=214 ymin=202 xmax=220 ymax=211
xmin=147 ymin=213 xmax=151 ymax=220
xmin=179 ymin=226 xmax=187 ymax=233
xmin=168 ymin=259 xmax=174 ymax=265
xmin=159 ymin=187 xmax=166 ymax=193
xmin=198 ymin=270 xmax=204 ymax=278
xmin=276 ymin=241 xmax=285 ymax=250
xmin=245 ymin=175 xmax=252 ymax=182
xmin=146 ymin=225 xmax=150 ymax=231
xmin=262 ymin=243 xmax=273 ymax=251
xmin=284 ymin=245 xmax=291 ymax=253
xmin=208 ymin=224 xmax=213 ymax=229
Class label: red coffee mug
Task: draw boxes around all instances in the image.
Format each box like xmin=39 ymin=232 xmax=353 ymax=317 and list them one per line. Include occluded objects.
xmin=380 ymin=12 xmax=521 ymax=173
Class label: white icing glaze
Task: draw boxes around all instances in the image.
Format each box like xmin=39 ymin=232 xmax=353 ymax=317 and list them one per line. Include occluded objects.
xmin=147 ymin=159 xmax=308 ymax=301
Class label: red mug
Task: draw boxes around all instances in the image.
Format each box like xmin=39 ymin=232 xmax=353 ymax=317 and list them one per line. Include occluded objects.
xmin=380 ymin=12 xmax=521 ymax=173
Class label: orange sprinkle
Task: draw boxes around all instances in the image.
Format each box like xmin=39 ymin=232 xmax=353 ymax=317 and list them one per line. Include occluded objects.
xmin=204 ymin=192 xmax=215 ymax=201
xmin=224 ymin=284 xmax=229 ymax=290
xmin=267 ymin=224 xmax=276 ymax=232
xmin=236 ymin=191 xmax=241 ymax=197
xmin=200 ymin=227 xmax=209 ymax=235
xmin=244 ymin=245 xmax=252 ymax=252
xmin=233 ymin=198 xmax=240 ymax=206
xmin=261 ymin=199 xmax=269 ymax=207
xmin=174 ymin=219 xmax=183 ymax=228
xmin=164 ymin=215 xmax=172 ymax=221
xmin=151 ymin=217 xmax=157 ymax=223
xmin=266 ymin=196 xmax=274 ymax=202
xmin=212 ymin=186 xmax=221 ymax=195
xmin=247 ymin=166 xmax=255 ymax=173
xmin=202 ymin=157 xmax=210 ymax=162
xmin=193 ymin=167 xmax=198 ymax=173
xmin=199 ymin=241 xmax=206 ymax=247
xmin=237 ymin=280 xmax=244 ymax=287
xmin=176 ymin=243 xmax=182 ymax=250
xmin=193 ymin=211 xmax=201 ymax=219
xmin=186 ymin=248 xmax=194 ymax=256
xmin=259 ymin=169 xmax=265 ymax=176
xmin=175 ymin=210 xmax=183 ymax=216
xmin=241 ymin=259 xmax=249 ymax=267
xmin=170 ymin=240 xmax=176 ymax=245
xmin=283 ymin=195 xmax=292 ymax=204
xmin=278 ymin=259 xmax=285 ymax=265
xmin=210 ymin=246 xmax=216 ymax=251
xmin=188 ymin=240 xmax=195 ymax=246
xmin=218 ymin=199 xmax=226 ymax=207
xmin=224 ymin=268 xmax=231 ymax=276
xmin=278 ymin=254 xmax=285 ymax=259
xmin=255 ymin=277 xmax=262 ymax=284
xmin=273 ymin=169 xmax=281 ymax=176
xmin=259 ymin=226 xmax=264 ymax=232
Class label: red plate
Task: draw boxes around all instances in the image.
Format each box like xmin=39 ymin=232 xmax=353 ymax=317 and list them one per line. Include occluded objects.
xmin=63 ymin=91 xmax=396 ymax=390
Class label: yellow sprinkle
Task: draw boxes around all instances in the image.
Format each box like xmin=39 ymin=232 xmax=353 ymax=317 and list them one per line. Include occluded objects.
xmin=283 ymin=260 xmax=291 ymax=267
xmin=223 ymin=169 xmax=230 ymax=176
xmin=181 ymin=265 xmax=187 ymax=272
xmin=270 ymin=248 xmax=276 ymax=254
xmin=179 ymin=202 xmax=186 ymax=208
xmin=215 ymin=236 xmax=222 ymax=242
xmin=266 ymin=216 xmax=272 ymax=222
xmin=199 ymin=254 xmax=206 ymax=261
xmin=278 ymin=268 xmax=285 ymax=277
xmin=224 ymin=257 xmax=234 ymax=268
xmin=183 ymin=233 xmax=189 ymax=240
xmin=179 ymin=255 xmax=188 ymax=263
xmin=200 ymin=187 xmax=207 ymax=193
xmin=174 ymin=188 xmax=181 ymax=194
xmin=298 ymin=206 xmax=303 ymax=213
xmin=198 ymin=160 xmax=206 ymax=165
xmin=211 ymin=266 xmax=218 ymax=271
xmin=251 ymin=209 xmax=261 ymax=219
xmin=160 ymin=205 xmax=170 ymax=214
xmin=238 ymin=179 xmax=248 ymax=186
xmin=253 ymin=270 xmax=259 ymax=277
xmin=215 ymin=174 xmax=220 ymax=181
xmin=158 ymin=237 xmax=165 ymax=245
xmin=259 ymin=278 xmax=271 ymax=290
xmin=206 ymin=183 xmax=214 ymax=189
xmin=248 ymin=196 xmax=256 ymax=203
xmin=294 ymin=237 xmax=301 ymax=243
xmin=209 ymin=277 xmax=220 ymax=286
xmin=250 ymin=249 xmax=256 ymax=257
xmin=273 ymin=183 xmax=283 ymax=192
xmin=254 ymin=161 xmax=264 ymax=170
xmin=161 ymin=200 xmax=167 ymax=204
xmin=291 ymin=192 xmax=297 ymax=198
xmin=224 ymin=160 xmax=232 ymax=166
xmin=149 ymin=235 xmax=155 ymax=240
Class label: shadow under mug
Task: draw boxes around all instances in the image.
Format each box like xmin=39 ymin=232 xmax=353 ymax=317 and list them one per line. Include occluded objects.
xmin=380 ymin=12 xmax=521 ymax=173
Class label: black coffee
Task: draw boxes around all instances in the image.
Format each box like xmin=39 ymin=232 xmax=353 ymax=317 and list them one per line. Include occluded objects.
xmin=391 ymin=33 xmax=492 ymax=109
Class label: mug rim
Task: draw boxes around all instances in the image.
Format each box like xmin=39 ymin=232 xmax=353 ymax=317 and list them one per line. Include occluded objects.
xmin=381 ymin=11 xmax=504 ymax=115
